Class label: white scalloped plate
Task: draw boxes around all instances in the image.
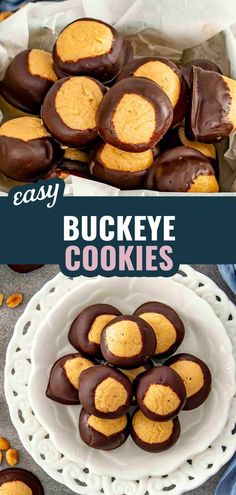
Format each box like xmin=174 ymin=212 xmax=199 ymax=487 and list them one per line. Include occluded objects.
xmin=28 ymin=276 xmax=235 ymax=480
xmin=4 ymin=266 xmax=236 ymax=495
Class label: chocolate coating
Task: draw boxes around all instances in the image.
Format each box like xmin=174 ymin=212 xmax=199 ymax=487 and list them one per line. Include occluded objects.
xmin=89 ymin=141 xmax=155 ymax=189
xmin=46 ymin=353 xmax=94 ymax=405
xmin=182 ymin=58 xmax=222 ymax=87
xmin=0 ymin=49 xmax=56 ymax=115
xmin=79 ymin=365 xmax=133 ymax=418
xmin=69 ymin=304 xmax=122 ymax=358
xmin=0 ymin=468 xmax=44 ymax=494
xmin=100 ymin=315 xmax=157 ymax=369
xmin=53 ymin=18 xmax=132 ymax=84
xmin=160 ymin=126 xmax=219 ymax=179
xmin=117 ymin=56 xmax=188 ymax=126
xmin=135 ymin=366 xmax=186 ymax=421
xmin=186 ymin=67 xmax=232 ymax=143
xmin=96 ymin=77 xmax=173 ymax=152
xmin=131 ymin=409 xmax=180 ymax=453
xmin=41 ymin=76 xmax=107 ymax=147
xmin=164 ymin=353 xmax=212 ymax=410
xmin=8 ymin=264 xmax=44 ymax=273
xmin=134 ymin=301 xmax=185 ymax=358
xmin=79 ymin=408 xmax=130 ymax=450
xmin=145 ymin=146 xmax=217 ymax=192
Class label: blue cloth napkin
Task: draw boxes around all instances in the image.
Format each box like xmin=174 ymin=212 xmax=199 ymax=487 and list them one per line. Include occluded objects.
xmin=215 ymin=264 xmax=236 ymax=494
xmin=218 ymin=265 xmax=236 ymax=294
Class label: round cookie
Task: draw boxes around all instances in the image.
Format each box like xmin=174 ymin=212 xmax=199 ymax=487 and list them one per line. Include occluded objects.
xmin=59 ymin=147 xmax=91 ymax=179
xmin=160 ymin=126 xmax=219 ymax=179
xmin=0 ymin=468 xmax=44 ymax=495
xmin=0 ymin=49 xmax=57 ymax=115
xmin=117 ymin=56 xmax=188 ymax=126
xmin=100 ymin=315 xmax=157 ymax=368
xmin=89 ymin=141 xmax=155 ymax=189
xmin=135 ymin=366 xmax=186 ymax=421
xmin=165 ymin=353 xmax=212 ymax=410
xmin=145 ymin=146 xmax=219 ymax=193
xmin=96 ymin=77 xmax=173 ymax=152
xmin=69 ymin=303 xmax=122 ymax=358
xmin=186 ymin=67 xmax=236 ymax=142
xmin=53 ymin=18 xmax=133 ymax=83
xmin=134 ymin=301 xmax=185 ymax=358
xmin=131 ymin=409 xmax=180 ymax=453
xmin=46 ymin=353 xmax=95 ymax=405
xmin=79 ymin=365 xmax=133 ymax=418
xmin=79 ymin=408 xmax=130 ymax=450
xmin=0 ymin=117 xmax=63 ymax=181
xmin=41 ymin=76 xmax=107 ymax=147
xmin=182 ymin=58 xmax=222 ymax=87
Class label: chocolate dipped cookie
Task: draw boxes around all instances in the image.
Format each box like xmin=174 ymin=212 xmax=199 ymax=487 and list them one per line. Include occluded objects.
xmin=145 ymin=146 xmax=219 ymax=193
xmin=79 ymin=408 xmax=130 ymax=450
xmin=42 ymin=76 xmax=107 ymax=147
xmin=135 ymin=366 xmax=186 ymax=421
xmin=134 ymin=301 xmax=185 ymax=359
xmin=0 ymin=49 xmax=57 ymax=115
xmin=46 ymin=353 xmax=95 ymax=405
xmin=0 ymin=468 xmax=44 ymax=495
xmin=53 ymin=18 xmax=133 ymax=83
xmin=131 ymin=409 xmax=180 ymax=453
xmin=160 ymin=126 xmax=219 ymax=178
xmin=182 ymin=58 xmax=222 ymax=87
xmin=0 ymin=116 xmax=63 ymax=181
xmin=165 ymin=353 xmax=212 ymax=410
xmin=69 ymin=303 xmax=122 ymax=358
xmin=186 ymin=67 xmax=236 ymax=142
xmin=100 ymin=315 xmax=156 ymax=368
xmin=118 ymin=56 xmax=187 ymax=126
xmin=96 ymin=77 xmax=173 ymax=152
xmin=89 ymin=142 xmax=155 ymax=189
xmin=79 ymin=365 xmax=132 ymax=418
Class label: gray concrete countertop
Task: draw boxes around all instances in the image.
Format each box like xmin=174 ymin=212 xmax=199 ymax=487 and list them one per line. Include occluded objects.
xmin=0 ymin=264 xmax=235 ymax=495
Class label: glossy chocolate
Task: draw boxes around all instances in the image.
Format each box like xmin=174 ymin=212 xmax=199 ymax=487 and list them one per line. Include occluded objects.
xmin=79 ymin=365 xmax=133 ymax=418
xmin=182 ymin=58 xmax=222 ymax=87
xmin=134 ymin=301 xmax=185 ymax=358
xmin=69 ymin=303 xmax=122 ymax=358
xmin=89 ymin=141 xmax=155 ymax=189
xmin=135 ymin=366 xmax=186 ymax=421
xmin=46 ymin=353 xmax=94 ymax=405
xmin=96 ymin=77 xmax=173 ymax=152
xmin=8 ymin=264 xmax=44 ymax=273
xmin=0 ymin=468 xmax=44 ymax=494
xmin=79 ymin=408 xmax=130 ymax=450
xmin=100 ymin=315 xmax=157 ymax=369
xmin=117 ymin=56 xmax=188 ymax=126
xmin=131 ymin=409 xmax=180 ymax=453
xmin=160 ymin=126 xmax=219 ymax=179
xmin=0 ymin=49 xmax=56 ymax=115
xmin=0 ymin=134 xmax=63 ymax=182
xmin=186 ymin=67 xmax=232 ymax=143
xmin=41 ymin=76 xmax=107 ymax=147
xmin=53 ymin=18 xmax=132 ymax=84
xmin=145 ymin=146 xmax=216 ymax=192
xmin=165 ymin=353 xmax=212 ymax=410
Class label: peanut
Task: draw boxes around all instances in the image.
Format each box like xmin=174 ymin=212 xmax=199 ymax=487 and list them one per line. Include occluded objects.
xmin=6 ymin=293 xmax=23 ymax=308
xmin=0 ymin=452 xmax=2 ymax=463
xmin=0 ymin=293 xmax=3 ymax=307
xmin=0 ymin=437 xmax=10 ymax=450
xmin=6 ymin=448 xmax=19 ymax=466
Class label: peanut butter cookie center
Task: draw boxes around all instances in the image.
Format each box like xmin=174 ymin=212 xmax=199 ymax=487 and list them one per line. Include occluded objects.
xmin=170 ymin=361 xmax=204 ymax=397
xmin=88 ymin=314 xmax=116 ymax=344
xmin=105 ymin=320 xmax=142 ymax=357
xmin=0 ymin=481 xmax=32 ymax=495
xmin=28 ymin=49 xmax=57 ymax=82
xmin=100 ymin=144 xmax=153 ymax=172
xmin=134 ymin=61 xmax=180 ymax=107
xmin=143 ymin=384 xmax=180 ymax=415
xmin=113 ymin=94 xmax=156 ymax=144
xmin=64 ymin=356 xmax=94 ymax=389
xmin=139 ymin=312 xmax=176 ymax=354
xmin=0 ymin=117 xmax=48 ymax=141
xmin=133 ymin=410 xmax=173 ymax=443
xmin=94 ymin=377 xmax=127 ymax=412
xmin=88 ymin=414 xmax=127 ymax=436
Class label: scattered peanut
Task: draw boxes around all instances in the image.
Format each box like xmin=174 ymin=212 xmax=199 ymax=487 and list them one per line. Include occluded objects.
xmin=0 ymin=11 xmax=12 ymax=21
xmin=0 ymin=293 xmax=3 ymax=307
xmin=0 ymin=437 xmax=10 ymax=451
xmin=6 ymin=448 xmax=19 ymax=466
xmin=0 ymin=452 xmax=2 ymax=463
xmin=6 ymin=293 xmax=23 ymax=308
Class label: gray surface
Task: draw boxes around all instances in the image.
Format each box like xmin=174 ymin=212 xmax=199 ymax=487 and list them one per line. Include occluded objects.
xmin=0 ymin=264 xmax=235 ymax=495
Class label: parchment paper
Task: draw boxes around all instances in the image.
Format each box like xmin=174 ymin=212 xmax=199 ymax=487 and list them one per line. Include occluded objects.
xmin=1 ymin=0 xmax=236 ymax=195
